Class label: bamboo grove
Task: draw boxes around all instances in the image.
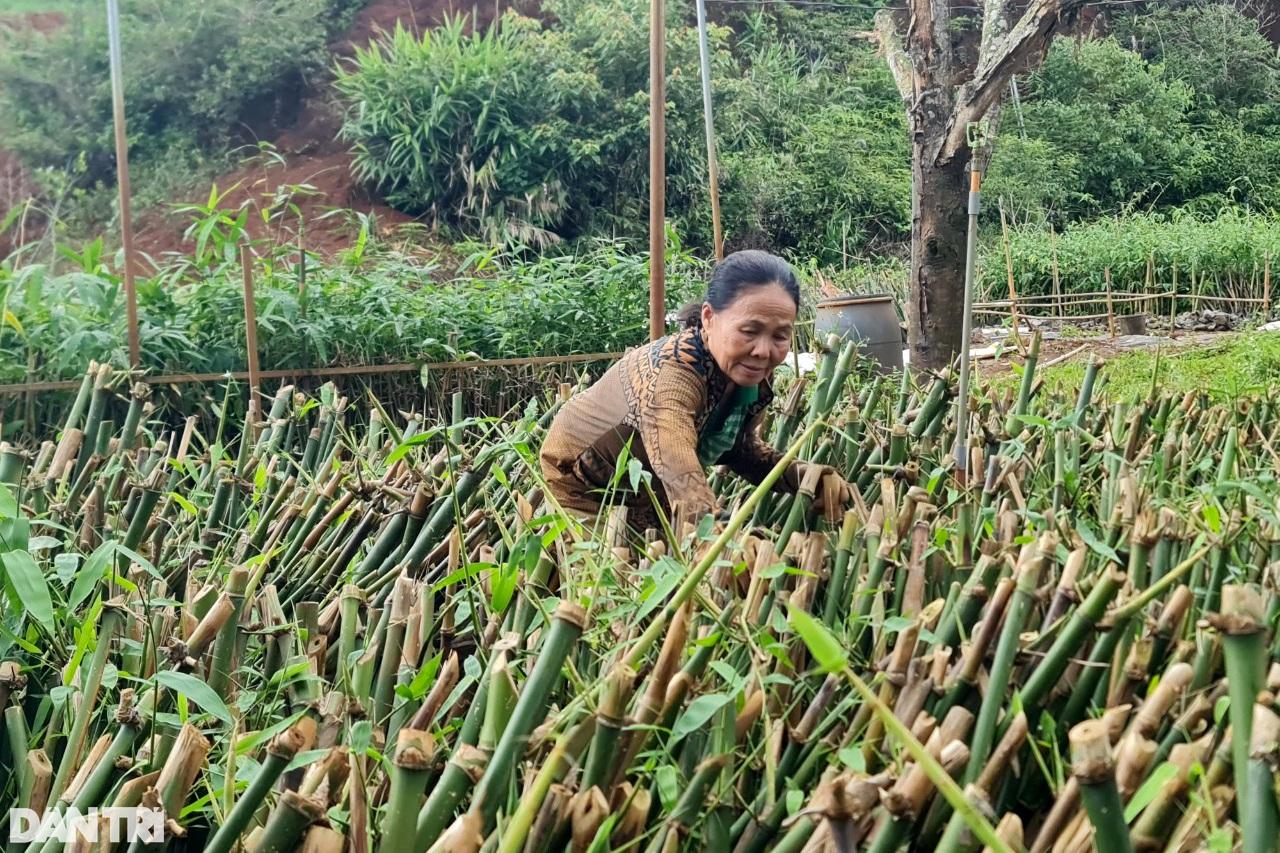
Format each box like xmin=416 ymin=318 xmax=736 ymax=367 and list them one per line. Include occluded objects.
xmin=0 ymin=335 xmax=1278 ymax=852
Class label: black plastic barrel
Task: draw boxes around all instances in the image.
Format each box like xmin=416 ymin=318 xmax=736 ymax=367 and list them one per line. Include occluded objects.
xmin=814 ymin=293 xmax=904 ymax=375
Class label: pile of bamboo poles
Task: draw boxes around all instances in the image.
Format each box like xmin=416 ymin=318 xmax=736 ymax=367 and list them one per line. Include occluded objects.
xmin=0 ymin=335 xmax=1276 ymax=852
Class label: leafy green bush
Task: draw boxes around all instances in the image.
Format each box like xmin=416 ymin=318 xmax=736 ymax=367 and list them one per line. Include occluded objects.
xmin=988 ymin=7 xmax=1280 ymax=220
xmin=336 ymin=0 xmax=708 ymax=246
xmin=336 ymin=1 xmax=907 ymax=261
xmin=1113 ymin=3 xmax=1280 ymax=213
xmin=986 ymin=39 xmax=1198 ymax=218
xmin=335 ymin=19 xmax=564 ymax=243
xmin=0 ymin=0 xmax=365 ymax=184
xmin=695 ymin=31 xmax=909 ymax=263
xmin=0 ymin=236 xmax=705 ymax=383
xmin=1113 ymin=3 xmax=1280 ymax=117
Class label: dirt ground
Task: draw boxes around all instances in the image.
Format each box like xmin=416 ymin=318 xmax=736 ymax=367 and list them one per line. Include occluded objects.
xmin=973 ymin=328 xmax=1238 ymax=379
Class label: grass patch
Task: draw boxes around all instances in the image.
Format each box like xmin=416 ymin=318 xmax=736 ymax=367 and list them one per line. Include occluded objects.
xmin=1027 ymin=332 xmax=1280 ymax=402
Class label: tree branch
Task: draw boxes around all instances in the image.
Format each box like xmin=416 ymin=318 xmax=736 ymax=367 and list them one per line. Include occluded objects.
xmin=979 ymin=0 xmax=1015 ymax=57
xmin=871 ymin=8 xmax=915 ymax=103
xmin=941 ymin=0 xmax=1088 ymax=162
xmin=910 ymin=0 xmax=952 ymax=87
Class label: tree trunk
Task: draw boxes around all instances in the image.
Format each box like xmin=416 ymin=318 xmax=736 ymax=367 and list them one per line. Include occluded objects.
xmin=907 ymin=150 xmax=970 ymax=373
xmin=874 ymin=0 xmax=1087 ymax=373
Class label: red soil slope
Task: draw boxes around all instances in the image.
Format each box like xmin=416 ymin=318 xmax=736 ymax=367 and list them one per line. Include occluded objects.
xmin=134 ymin=0 xmax=510 ymax=262
xmin=0 ymin=11 xmax=65 ymax=259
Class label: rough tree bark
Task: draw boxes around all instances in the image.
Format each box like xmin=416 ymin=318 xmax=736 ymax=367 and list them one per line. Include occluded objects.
xmin=872 ymin=0 xmax=1088 ymax=372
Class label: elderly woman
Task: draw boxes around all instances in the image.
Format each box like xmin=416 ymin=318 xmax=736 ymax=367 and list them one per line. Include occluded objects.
xmin=540 ymin=250 xmax=850 ymax=531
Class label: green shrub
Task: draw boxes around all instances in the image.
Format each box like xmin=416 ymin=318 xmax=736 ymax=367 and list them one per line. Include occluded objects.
xmin=698 ymin=33 xmax=909 ymax=263
xmin=1113 ymin=3 xmax=1280 ymax=117
xmin=989 ymin=7 xmax=1280 ymax=221
xmin=986 ymin=39 xmax=1198 ymax=219
xmin=336 ymin=19 xmax=562 ymax=242
xmin=336 ymin=1 xmax=907 ymax=261
xmin=0 ymin=0 xmax=365 ymax=185
xmin=336 ymin=0 xmax=708 ymax=246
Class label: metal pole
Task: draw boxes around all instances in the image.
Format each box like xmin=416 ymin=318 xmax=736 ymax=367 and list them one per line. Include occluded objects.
xmin=241 ymin=244 xmax=262 ymax=424
xmin=106 ymin=0 xmax=140 ymax=370
xmin=649 ymin=0 xmax=667 ymax=341
xmin=694 ymin=0 xmax=723 ymax=262
xmin=953 ymin=163 xmax=983 ymax=485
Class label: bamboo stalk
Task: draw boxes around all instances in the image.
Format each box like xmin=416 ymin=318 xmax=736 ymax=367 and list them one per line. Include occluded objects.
xmin=1211 ymin=583 xmax=1266 ymax=833
xmin=204 ymin=721 xmax=314 ymax=853
xmin=382 ymin=729 xmax=436 ymax=852
xmin=1071 ymin=720 xmax=1132 ymax=853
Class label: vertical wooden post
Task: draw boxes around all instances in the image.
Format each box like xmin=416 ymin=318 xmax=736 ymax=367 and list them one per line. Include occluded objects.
xmin=1190 ymin=259 xmax=1199 ymax=314
xmin=1104 ymin=268 xmax=1116 ymax=339
xmin=648 ymin=0 xmax=667 ymax=342
xmin=241 ymin=244 xmax=261 ymax=424
xmin=952 ymin=162 xmax=984 ymax=487
xmin=694 ymin=0 xmax=723 ymax=262
xmin=1152 ymin=253 xmax=1162 ymax=320
xmin=1050 ymin=226 xmax=1062 ymax=320
xmin=106 ymin=0 xmax=140 ymax=371
xmin=1264 ymin=252 xmax=1272 ymax=317
xmin=998 ymin=204 xmax=1024 ymax=352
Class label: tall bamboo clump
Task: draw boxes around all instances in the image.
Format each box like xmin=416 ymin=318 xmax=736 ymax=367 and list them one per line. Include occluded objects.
xmin=0 ymin=337 xmax=1276 ymax=852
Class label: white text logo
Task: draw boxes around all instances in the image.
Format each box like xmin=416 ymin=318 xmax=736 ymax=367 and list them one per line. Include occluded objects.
xmin=8 ymin=808 xmax=166 ymax=843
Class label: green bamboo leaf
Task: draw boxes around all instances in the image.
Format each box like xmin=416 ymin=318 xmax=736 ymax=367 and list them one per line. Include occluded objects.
xmin=788 ymin=606 xmax=847 ymax=673
xmin=401 ymin=652 xmax=442 ymax=701
xmin=1124 ymin=761 xmax=1179 ymax=822
xmin=670 ymin=693 xmax=733 ymax=744
xmin=170 ymin=492 xmax=199 ymax=517
xmin=584 ymin=815 xmax=620 ymax=853
xmin=709 ymin=661 xmax=746 ymax=694
xmin=235 ymin=710 xmax=307 ymax=755
xmin=286 ymin=749 xmax=329 ymax=772
xmin=3 ymin=550 xmax=54 ymax=627
xmin=1076 ymin=520 xmax=1121 ymax=565
xmin=432 ymin=561 xmax=493 ymax=592
xmin=155 ymin=670 xmax=233 ymax=725
xmin=114 ymin=543 xmax=162 ymax=582
xmin=54 ymin=553 xmax=79 ymax=587
xmin=655 ymin=765 xmax=680 ymax=811
xmin=1202 ymin=501 xmax=1222 ymax=534
xmin=837 ymin=745 xmax=867 ymax=772
xmin=386 ymin=427 xmax=443 ymax=467
xmin=490 ymin=559 xmax=518 ymax=614
xmin=627 ymin=458 xmax=646 ymax=491
xmin=1207 ymin=828 xmax=1233 ymax=853
xmin=0 ymin=516 xmax=31 ymax=553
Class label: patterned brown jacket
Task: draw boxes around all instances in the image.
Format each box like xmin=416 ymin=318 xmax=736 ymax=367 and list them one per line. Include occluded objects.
xmin=539 ymin=325 xmax=801 ymax=526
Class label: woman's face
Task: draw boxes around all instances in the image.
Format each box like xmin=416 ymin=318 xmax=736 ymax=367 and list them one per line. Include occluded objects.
xmin=701 ymin=282 xmax=796 ymax=386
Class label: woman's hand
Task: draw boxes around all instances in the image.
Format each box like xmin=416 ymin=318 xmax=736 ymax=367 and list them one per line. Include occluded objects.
xmin=805 ymin=465 xmax=854 ymax=523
